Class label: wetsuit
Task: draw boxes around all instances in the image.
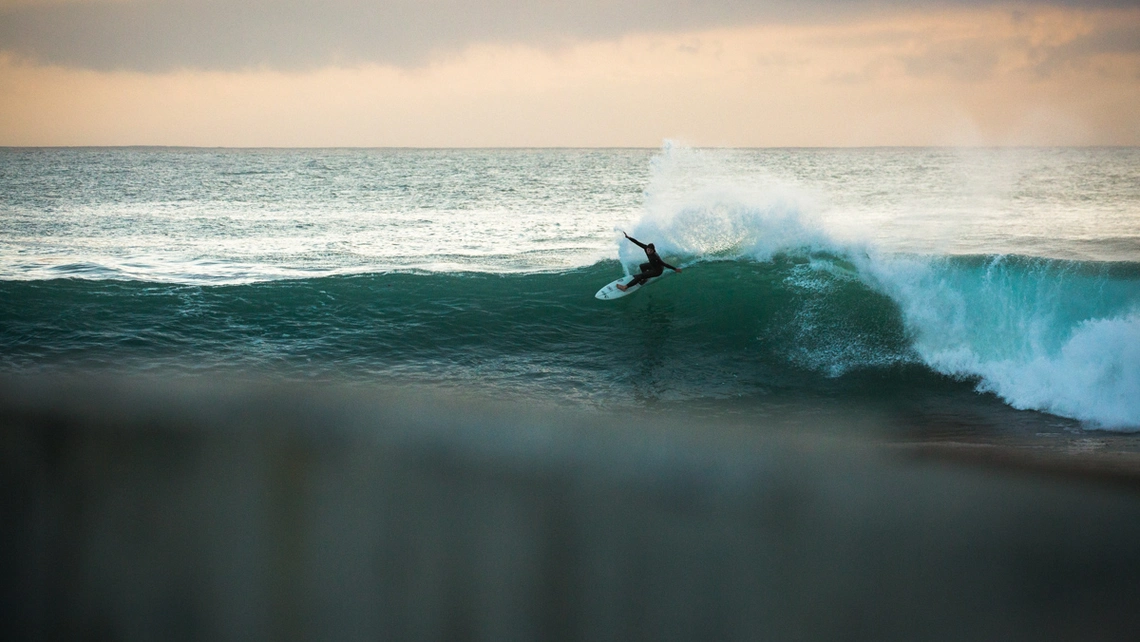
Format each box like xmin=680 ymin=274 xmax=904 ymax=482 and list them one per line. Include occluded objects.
xmin=625 ymin=236 xmax=678 ymax=288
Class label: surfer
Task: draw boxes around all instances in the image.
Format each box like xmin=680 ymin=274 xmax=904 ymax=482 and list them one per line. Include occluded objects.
xmin=616 ymin=232 xmax=682 ymax=291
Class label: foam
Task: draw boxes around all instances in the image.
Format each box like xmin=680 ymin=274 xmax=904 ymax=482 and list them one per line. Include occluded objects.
xmin=860 ymin=254 xmax=1140 ymax=430
xmin=971 ymin=314 xmax=1140 ymax=429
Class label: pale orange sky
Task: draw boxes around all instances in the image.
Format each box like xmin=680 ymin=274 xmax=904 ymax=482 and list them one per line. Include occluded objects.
xmin=1 ymin=3 xmax=1138 ymax=147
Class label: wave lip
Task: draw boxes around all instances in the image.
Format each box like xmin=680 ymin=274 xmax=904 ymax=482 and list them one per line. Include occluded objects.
xmin=863 ymin=254 xmax=1140 ymax=430
xmin=963 ymin=314 xmax=1140 ymax=430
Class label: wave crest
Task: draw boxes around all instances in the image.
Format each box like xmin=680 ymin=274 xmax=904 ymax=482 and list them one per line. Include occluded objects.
xmin=621 ymin=148 xmax=1140 ymax=428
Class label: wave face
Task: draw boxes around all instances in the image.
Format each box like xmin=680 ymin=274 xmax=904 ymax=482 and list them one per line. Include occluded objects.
xmin=4 ymin=252 xmax=1138 ymax=428
xmin=0 ymin=259 xmax=910 ymax=397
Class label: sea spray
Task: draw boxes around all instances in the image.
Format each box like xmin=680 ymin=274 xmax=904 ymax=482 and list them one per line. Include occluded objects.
xmin=623 ymin=142 xmax=832 ymax=267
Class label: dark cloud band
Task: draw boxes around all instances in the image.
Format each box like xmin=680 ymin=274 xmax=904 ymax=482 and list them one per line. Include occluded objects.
xmin=0 ymin=0 xmax=1135 ymax=71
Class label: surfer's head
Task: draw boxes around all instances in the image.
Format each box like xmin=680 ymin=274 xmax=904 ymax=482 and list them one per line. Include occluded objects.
xmin=647 ymin=243 xmax=655 ymax=251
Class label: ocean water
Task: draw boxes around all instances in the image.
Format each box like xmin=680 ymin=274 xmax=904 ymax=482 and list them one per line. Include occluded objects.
xmin=2 ymin=145 xmax=1139 ymax=432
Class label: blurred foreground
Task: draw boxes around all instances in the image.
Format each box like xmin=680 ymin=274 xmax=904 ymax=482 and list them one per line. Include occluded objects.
xmin=3 ymin=377 xmax=1140 ymax=641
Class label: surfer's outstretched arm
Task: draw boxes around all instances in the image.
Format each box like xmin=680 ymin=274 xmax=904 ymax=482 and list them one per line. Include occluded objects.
xmin=623 ymin=232 xmax=648 ymax=249
xmin=661 ymin=261 xmax=681 ymax=272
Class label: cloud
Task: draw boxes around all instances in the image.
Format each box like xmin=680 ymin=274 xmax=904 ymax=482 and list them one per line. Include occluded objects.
xmin=900 ymin=40 xmax=1004 ymax=82
xmin=0 ymin=0 xmax=1136 ymax=71
xmin=4 ymin=10 xmax=1139 ymax=148
xmin=1032 ymin=22 xmax=1140 ymax=77
xmin=804 ymin=8 xmax=1140 ymax=86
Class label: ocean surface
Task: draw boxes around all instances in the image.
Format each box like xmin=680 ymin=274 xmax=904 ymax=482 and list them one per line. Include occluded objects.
xmin=2 ymin=144 xmax=1139 ymax=433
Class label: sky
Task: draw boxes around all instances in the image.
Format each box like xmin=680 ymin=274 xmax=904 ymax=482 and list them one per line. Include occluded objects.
xmin=1 ymin=0 xmax=1138 ymax=147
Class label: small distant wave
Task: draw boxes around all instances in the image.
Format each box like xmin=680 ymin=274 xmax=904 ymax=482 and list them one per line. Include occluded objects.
xmin=2 ymin=256 xmax=357 ymax=285
xmin=45 ymin=261 xmax=128 ymax=279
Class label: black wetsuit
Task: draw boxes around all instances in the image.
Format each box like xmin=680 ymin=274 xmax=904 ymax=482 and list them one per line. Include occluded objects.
xmin=625 ymin=236 xmax=677 ymax=288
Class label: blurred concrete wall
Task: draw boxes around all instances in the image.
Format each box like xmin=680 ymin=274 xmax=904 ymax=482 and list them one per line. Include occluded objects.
xmin=3 ymin=378 xmax=1140 ymax=641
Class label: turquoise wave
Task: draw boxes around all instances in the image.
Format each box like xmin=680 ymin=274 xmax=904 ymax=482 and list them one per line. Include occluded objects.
xmin=2 ymin=253 xmax=1138 ymax=428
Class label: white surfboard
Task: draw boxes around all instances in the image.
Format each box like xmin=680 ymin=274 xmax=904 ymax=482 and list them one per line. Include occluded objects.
xmin=595 ymin=270 xmax=670 ymax=300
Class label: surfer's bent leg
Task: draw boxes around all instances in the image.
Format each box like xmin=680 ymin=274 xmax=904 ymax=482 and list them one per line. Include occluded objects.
xmin=625 ymin=263 xmax=654 ymax=288
xmin=626 ymin=267 xmax=663 ymax=288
